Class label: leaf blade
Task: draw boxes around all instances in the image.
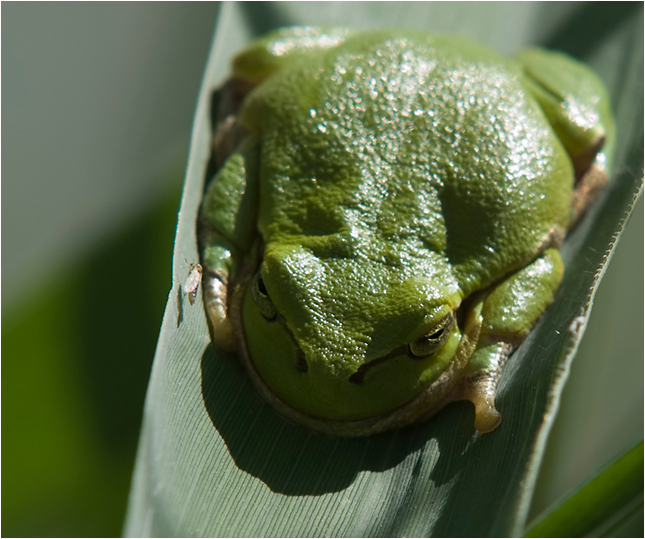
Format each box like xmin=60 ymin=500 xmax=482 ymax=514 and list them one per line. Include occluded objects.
xmin=125 ymin=3 xmax=644 ymax=537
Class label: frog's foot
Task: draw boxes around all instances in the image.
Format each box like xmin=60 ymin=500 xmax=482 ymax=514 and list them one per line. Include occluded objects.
xmin=569 ymin=160 xmax=609 ymax=226
xmin=458 ymin=342 xmax=513 ymax=434
xmin=203 ymin=271 xmax=237 ymax=352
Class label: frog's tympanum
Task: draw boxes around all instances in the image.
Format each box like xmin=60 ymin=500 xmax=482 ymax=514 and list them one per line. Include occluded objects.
xmin=199 ymin=28 xmax=614 ymax=437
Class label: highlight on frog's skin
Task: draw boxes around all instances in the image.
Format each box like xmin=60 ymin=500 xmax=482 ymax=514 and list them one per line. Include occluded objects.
xmin=198 ymin=28 xmax=613 ymax=437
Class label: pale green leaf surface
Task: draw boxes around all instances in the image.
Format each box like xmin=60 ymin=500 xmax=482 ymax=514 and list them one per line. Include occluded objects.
xmin=125 ymin=3 xmax=643 ymax=537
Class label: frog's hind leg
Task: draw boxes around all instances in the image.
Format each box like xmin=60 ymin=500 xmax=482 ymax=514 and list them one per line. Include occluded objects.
xmin=232 ymin=27 xmax=352 ymax=84
xmin=516 ymin=48 xmax=615 ymax=225
xmin=212 ymin=79 xmax=255 ymax=168
xmin=213 ymin=28 xmax=352 ymax=166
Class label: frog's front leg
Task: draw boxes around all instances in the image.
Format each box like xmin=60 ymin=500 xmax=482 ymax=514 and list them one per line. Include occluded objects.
xmin=458 ymin=249 xmax=564 ymax=433
xmin=199 ymin=136 xmax=260 ymax=351
xmin=200 ymin=233 xmax=239 ymax=351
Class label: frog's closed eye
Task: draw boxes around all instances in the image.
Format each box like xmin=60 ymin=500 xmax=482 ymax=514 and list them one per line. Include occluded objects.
xmin=252 ymin=272 xmax=277 ymax=320
xmin=408 ymin=312 xmax=455 ymax=358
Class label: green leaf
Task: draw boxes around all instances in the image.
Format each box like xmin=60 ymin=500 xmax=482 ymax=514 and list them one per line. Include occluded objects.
xmin=125 ymin=3 xmax=643 ymax=537
xmin=525 ymin=440 xmax=644 ymax=538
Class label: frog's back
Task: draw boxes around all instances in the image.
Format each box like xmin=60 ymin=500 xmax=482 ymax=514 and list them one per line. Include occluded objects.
xmin=240 ymin=31 xmax=573 ymax=296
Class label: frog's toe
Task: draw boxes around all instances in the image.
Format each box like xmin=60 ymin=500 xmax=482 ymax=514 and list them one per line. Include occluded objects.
xmin=204 ymin=273 xmax=237 ymax=352
xmin=472 ymin=395 xmax=502 ymax=433
xmin=462 ymin=373 xmax=502 ymax=433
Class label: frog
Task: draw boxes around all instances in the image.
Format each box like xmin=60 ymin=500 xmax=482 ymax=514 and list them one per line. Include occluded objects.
xmin=198 ymin=27 xmax=614 ymax=437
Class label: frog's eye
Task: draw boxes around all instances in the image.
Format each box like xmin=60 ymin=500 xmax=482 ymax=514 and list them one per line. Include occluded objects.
xmin=251 ymin=272 xmax=277 ymax=320
xmin=409 ymin=313 xmax=455 ymax=358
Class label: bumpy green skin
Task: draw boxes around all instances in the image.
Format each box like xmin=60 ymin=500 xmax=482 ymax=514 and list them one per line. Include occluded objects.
xmin=200 ymin=28 xmax=613 ymax=432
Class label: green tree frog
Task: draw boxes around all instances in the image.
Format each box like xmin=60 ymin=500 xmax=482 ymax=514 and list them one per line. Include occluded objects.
xmin=198 ymin=28 xmax=614 ymax=437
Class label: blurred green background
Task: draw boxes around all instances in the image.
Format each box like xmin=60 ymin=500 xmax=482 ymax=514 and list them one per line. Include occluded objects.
xmin=3 ymin=3 xmax=642 ymax=537
xmin=3 ymin=3 xmax=220 ymax=536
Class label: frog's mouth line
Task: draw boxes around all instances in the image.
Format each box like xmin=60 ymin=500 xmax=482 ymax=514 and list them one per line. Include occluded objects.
xmin=272 ymin=312 xmax=411 ymax=383
xmin=348 ymin=346 xmax=409 ymax=384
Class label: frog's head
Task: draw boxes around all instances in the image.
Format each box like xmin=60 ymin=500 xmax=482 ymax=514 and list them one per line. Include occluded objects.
xmin=241 ymin=241 xmax=466 ymax=422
